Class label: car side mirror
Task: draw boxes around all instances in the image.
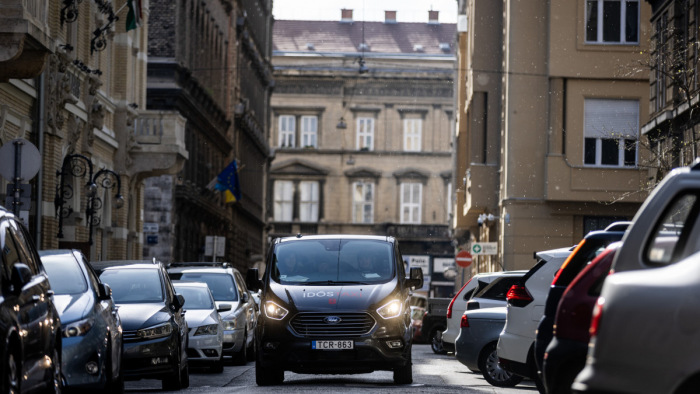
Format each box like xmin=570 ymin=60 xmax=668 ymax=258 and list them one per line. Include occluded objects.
xmin=241 ymin=292 xmax=250 ymax=303
xmin=246 ymin=268 xmax=262 ymax=292
xmin=217 ymin=303 xmax=232 ymax=312
xmin=97 ymin=283 xmax=112 ymax=301
xmin=175 ymin=294 xmax=185 ymax=310
xmin=10 ymin=263 xmax=33 ymax=293
xmin=406 ymin=267 xmax=424 ymax=289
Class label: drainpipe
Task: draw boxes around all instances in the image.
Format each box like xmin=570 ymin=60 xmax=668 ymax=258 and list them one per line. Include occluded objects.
xmin=35 ymin=73 xmax=45 ymax=247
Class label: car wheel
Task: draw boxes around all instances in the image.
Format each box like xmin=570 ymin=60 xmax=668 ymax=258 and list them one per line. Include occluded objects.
xmin=162 ymin=348 xmax=183 ymax=391
xmin=181 ymin=362 xmax=190 ymax=389
xmin=478 ymin=343 xmax=523 ymax=387
xmin=49 ymin=344 xmax=63 ymax=394
xmin=210 ymin=352 xmax=225 ymax=373
xmin=4 ymin=346 xmax=21 ymax=394
xmin=393 ymin=345 xmax=413 ymax=384
xmin=233 ymin=330 xmax=247 ymax=365
xmin=255 ymin=350 xmax=283 ymax=386
xmin=430 ymin=327 xmax=446 ymax=355
xmin=246 ymin=331 xmax=256 ymax=362
xmin=105 ymin=342 xmax=124 ymax=394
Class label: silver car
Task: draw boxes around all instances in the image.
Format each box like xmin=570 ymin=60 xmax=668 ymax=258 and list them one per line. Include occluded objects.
xmin=168 ymin=263 xmax=257 ymax=365
xmin=173 ymin=281 xmax=230 ymax=372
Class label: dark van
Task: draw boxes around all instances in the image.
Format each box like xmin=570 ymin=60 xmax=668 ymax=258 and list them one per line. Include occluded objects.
xmin=246 ymin=234 xmax=423 ymax=386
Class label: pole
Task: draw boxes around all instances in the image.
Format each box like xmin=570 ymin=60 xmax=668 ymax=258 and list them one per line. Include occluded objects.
xmin=12 ymin=140 xmax=23 ymax=217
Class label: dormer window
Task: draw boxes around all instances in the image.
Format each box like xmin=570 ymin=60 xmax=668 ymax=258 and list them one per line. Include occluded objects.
xmin=439 ymin=43 xmax=451 ymax=52
xmin=413 ymin=44 xmax=424 ymax=52
xmin=306 ymin=42 xmax=315 ymax=50
xmin=358 ymin=43 xmax=370 ymax=51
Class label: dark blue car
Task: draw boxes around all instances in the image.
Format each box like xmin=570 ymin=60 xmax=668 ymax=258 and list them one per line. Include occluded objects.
xmin=39 ymin=250 xmax=123 ymax=393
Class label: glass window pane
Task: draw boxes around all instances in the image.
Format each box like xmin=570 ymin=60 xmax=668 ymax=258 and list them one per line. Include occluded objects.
xmin=645 ymin=194 xmax=697 ymax=265
xmin=601 ymin=138 xmax=619 ymax=165
xmin=586 ymin=0 xmax=598 ymax=41
xmin=603 ymin=1 xmax=621 ymax=42
xmin=624 ymin=139 xmax=637 ymax=166
xmin=625 ymin=1 xmax=638 ymax=42
xmin=585 ymin=138 xmax=597 ymax=164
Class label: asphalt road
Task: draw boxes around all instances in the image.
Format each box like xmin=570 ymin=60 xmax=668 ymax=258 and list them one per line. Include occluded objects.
xmin=124 ymin=344 xmax=537 ymax=393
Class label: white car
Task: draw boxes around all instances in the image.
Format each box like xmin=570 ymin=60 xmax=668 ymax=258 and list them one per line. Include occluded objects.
xmin=174 ymin=281 xmax=230 ymax=373
xmin=497 ymin=247 xmax=572 ymax=390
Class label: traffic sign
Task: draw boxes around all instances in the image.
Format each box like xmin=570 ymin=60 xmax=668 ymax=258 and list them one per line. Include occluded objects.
xmin=0 ymin=138 xmax=41 ymax=181
xmin=471 ymin=242 xmax=498 ymax=255
xmin=455 ymin=250 xmax=472 ymax=267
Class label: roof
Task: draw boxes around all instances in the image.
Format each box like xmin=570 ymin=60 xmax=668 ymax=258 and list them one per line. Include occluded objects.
xmin=273 ymin=19 xmax=456 ymax=56
xmin=276 ymin=234 xmax=392 ymax=243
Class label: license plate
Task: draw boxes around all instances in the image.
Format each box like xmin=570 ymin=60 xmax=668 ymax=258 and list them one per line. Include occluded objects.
xmin=311 ymin=340 xmax=354 ymax=350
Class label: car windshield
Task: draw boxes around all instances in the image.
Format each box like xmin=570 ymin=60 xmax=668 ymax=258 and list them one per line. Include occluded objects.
xmin=41 ymin=255 xmax=88 ymax=295
xmin=99 ymin=268 xmax=164 ymax=303
xmin=177 ymin=273 xmax=238 ymax=301
xmin=271 ymin=239 xmax=394 ymax=285
xmin=175 ymin=286 xmax=214 ymax=310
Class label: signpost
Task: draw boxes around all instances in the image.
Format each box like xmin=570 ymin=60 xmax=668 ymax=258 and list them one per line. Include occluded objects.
xmin=0 ymin=138 xmax=41 ymax=221
xmin=205 ymin=236 xmax=226 ymax=262
xmin=455 ymin=250 xmax=473 ymax=267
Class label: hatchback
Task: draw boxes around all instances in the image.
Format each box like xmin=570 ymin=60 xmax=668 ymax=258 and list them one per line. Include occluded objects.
xmin=39 ymin=249 xmax=123 ymax=392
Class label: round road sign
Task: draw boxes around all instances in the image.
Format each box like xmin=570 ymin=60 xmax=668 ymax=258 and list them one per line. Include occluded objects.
xmin=455 ymin=250 xmax=472 ymax=268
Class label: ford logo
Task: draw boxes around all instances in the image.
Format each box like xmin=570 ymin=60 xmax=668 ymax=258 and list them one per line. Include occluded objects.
xmin=324 ymin=316 xmax=342 ymax=325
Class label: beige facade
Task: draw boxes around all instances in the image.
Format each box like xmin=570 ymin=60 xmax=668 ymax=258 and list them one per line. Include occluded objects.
xmin=454 ymin=0 xmax=652 ymax=278
xmin=0 ymin=0 xmax=186 ymax=260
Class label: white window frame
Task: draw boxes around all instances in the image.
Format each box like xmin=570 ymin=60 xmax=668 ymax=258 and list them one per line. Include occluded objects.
xmin=273 ymin=180 xmax=294 ymax=221
xmin=403 ymin=118 xmax=422 ymax=152
xmin=299 ymin=181 xmax=319 ymax=222
xmin=278 ymin=115 xmax=296 ymax=148
xmin=300 ymin=115 xmax=318 ymax=148
xmin=583 ymin=98 xmax=639 ymax=167
xmin=400 ymin=182 xmax=422 ymax=224
xmin=356 ymin=117 xmax=374 ymax=151
xmin=352 ymin=181 xmax=374 ymax=224
xmin=585 ymin=0 xmax=640 ymax=44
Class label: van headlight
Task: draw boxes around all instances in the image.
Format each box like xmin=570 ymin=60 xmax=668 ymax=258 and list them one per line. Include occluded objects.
xmin=264 ymin=301 xmax=288 ymax=320
xmin=377 ymin=300 xmax=403 ymax=319
xmin=136 ymin=322 xmax=173 ymax=339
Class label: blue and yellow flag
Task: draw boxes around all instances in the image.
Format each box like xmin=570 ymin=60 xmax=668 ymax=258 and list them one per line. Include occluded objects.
xmin=215 ymin=160 xmax=241 ymax=203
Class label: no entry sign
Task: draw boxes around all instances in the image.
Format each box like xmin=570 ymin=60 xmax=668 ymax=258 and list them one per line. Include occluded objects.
xmin=455 ymin=250 xmax=472 ymax=267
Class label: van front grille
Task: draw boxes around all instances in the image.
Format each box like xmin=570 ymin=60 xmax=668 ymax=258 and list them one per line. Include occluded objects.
xmin=290 ymin=313 xmax=375 ymax=337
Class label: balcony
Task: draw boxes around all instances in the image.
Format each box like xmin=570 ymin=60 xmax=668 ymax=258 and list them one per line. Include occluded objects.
xmin=0 ymin=0 xmax=53 ymax=81
xmin=464 ymin=164 xmax=499 ymax=219
xmin=129 ymin=111 xmax=189 ymax=179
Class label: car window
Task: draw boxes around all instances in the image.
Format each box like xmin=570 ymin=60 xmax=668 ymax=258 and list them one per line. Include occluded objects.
xmin=82 ymin=254 xmax=102 ymax=292
xmin=100 ymin=268 xmax=164 ymax=303
xmin=644 ymin=192 xmax=700 ymax=266
xmin=234 ymin=272 xmax=248 ymax=299
xmin=178 ymin=272 xmax=239 ymax=301
xmin=8 ymin=220 xmax=40 ymax=275
xmin=41 ymin=255 xmax=88 ymax=294
xmin=1 ymin=221 xmax=22 ymax=280
xmin=175 ymin=286 xmax=214 ymax=309
xmin=474 ymin=276 xmax=522 ymax=300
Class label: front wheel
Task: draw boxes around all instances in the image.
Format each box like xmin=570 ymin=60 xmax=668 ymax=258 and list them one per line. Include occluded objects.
xmin=49 ymin=344 xmax=63 ymax=394
xmin=255 ymin=352 xmax=283 ymax=386
xmin=162 ymin=348 xmax=183 ymax=391
xmin=430 ymin=327 xmax=446 ymax=355
xmin=393 ymin=346 xmax=413 ymax=384
xmin=4 ymin=347 xmax=21 ymax=394
xmin=478 ymin=343 xmax=523 ymax=387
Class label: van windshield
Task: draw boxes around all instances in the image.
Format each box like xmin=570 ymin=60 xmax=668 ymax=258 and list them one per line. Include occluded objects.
xmin=271 ymin=239 xmax=394 ymax=285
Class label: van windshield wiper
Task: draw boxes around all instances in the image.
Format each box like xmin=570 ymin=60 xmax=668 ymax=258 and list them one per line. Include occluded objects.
xmin=304 ymin=280 xmax=369 ymax=285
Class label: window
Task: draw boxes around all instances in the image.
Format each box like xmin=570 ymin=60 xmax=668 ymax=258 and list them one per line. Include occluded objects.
xmin=352 ymin=181 xmax=374 ymax=223
xmin=279 ymin=115 xmax=295 ymax=148
xmin=400 ymin=182 xmax=422 ymax=224
xmin=403 ymin=118 xmax=422 ymax=152
xmin=644 ymin=193 xmax=698 ymax=266
xmin=299 ymin=181 xmax=319 ymax=222
xmin=583 ymin=99 xmax=639 ymax=167
xmin=300 ymin=116 xmax=318 ymax=148
xmin=273 ymin=180 xmax=293 ymax=221
xmin=356 ymin=117 xmax=374 ymax=151
xmin=585 ymin=0 xmax=639 ymax=44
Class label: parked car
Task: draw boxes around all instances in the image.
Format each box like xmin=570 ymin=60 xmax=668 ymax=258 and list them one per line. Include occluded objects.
xmin=455 ymin=307 xmax=523 ymax=387
xmin=574 ymin=161 xmax=700 ymax=393
xmin=465 ymin=271 xmax=528 ymax=311
xmin=246 ymin=234 xmax=424 ymax=385
xmin=421 ymin=297 xmax=450 ymax=354
xmin=0 ymin=206 xmax=63 ymax=394
xmin=173 ymin=281 xmax=229 ymax=373
xmin=98 ymin=261 xmax=189 ymax=390
xmin=167 ymin=262 xmax=257 ymax=365
xmin=533 ymin=222 xmax=629 ymax=384
xmin=39 ymin=249 xmax=123 ymax=392
xmin=542 ymin=242 xmax=619 ymax=394
xmin=497 ymin=246 xmax=572 ymax=391
xmin=410 ymin=306 xmax=426 ymax=343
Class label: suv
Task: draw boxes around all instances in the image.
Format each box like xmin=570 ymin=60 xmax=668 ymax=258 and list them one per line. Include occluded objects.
xmin=97 ymin=260 xmax=189 ymax=391
xmin=246 ymin=234 xmax=424 ymax=386
xmin=497 ymin=247 xmax=572 ymax=390
xmin=574 ymin=161 xmax=700 ymax=393
xmin=421 ymin=297 xmax=450 ymax=354
xmin=0 ymin=206 xmax=62 ymax=394
xmin=465 ymin=270 xmax=528 ymax=311
xmin=167 ymin=262 xmax=258 ymax=364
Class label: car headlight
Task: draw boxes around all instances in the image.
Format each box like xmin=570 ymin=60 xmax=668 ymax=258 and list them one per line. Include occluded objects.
xmin=136 ymin=322 xmax=173 ymax=340
xmin=194 ymin=324 xmax=219 ymax=336
xmin=264 ymin=301 xmax=288 ymax=320
xmin=63 ymin=317 xmax=94 ymax=337
xmin=222 ymin=314 xmax=237 ymax=330
xmin=377 ymin=300 xmax=403 ymax=319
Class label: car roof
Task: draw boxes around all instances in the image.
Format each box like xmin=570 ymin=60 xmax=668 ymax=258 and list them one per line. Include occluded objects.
xmin=275 ymin=234 xmax=393 ymax=243
xmin=169 ymin=267 xmax=233 ymax=274
xmin=101 ymin=263 xmax=161 ymax=271
xmin=38 ymin=249 xmax=78 ymax=257
xmin=172 ymin=280 xmax=210 ymax=288
xmin=535 ymin=246 xmax=574 ymax=261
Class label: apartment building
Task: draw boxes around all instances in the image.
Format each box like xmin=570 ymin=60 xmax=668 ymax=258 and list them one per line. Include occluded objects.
xmin=270 ymin=10 xmax=456 ymax=296
xmin=453 ymin=0 xmax=652 ymax=275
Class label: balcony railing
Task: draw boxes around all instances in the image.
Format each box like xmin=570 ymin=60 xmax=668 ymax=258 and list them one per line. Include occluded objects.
xmin=128 ymin=110 xmax=189 ymax=177
xmin=0 ymin=0 xmax=52 ymax=80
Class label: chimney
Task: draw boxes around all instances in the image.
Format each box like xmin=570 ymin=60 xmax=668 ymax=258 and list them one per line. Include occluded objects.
xmin=385 ymin=10 xmax=397 ymax=24
xmin=428 ymin=10 xmax=439 ymax=24
xmin=341 ymin=9 xmax=353 ymax=23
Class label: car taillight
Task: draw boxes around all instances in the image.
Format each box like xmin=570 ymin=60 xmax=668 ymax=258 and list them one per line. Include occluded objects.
xmin=460 ymin=314 xmax=469 ymax=328
xmin=506 ymin=284 xmax=533 ymax=307
xmin=589 ymin=297 xmax=605 ymax=337
xmin=447 ymin=279 xmax=471 ymax=319
xmin=552 ymin=240 xmax=585 ymax=285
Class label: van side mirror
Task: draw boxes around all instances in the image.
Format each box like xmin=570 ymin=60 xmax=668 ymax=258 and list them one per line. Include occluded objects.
xmin=406 ymin=267 xmax=424 ymax=289
xmin=246 ymin=268 xmax=262 ymax=292
xmin=10 ymin=263 xmax=33 ymax=293
xmin=97 ymin=283 xmax=112 ymax=301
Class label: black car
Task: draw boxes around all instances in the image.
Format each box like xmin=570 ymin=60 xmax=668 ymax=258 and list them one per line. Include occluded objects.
xmin=0 ymin=206 xmax=62 ymax=394
xmin=98 ymin=261 xmax=189 ymax=391
xmin=246 ymin=234 xmax=423 ymax=386
xmin=533 ymin=221 xmax=630 ymax=392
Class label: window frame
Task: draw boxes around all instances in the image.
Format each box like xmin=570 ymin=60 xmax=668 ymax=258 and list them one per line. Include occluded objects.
xmin=585 ymin=0 xmax=640 ymax=45
xmin=300 ymin=115 xmax=318 ymax=148
xmin=278 ymin=115 xmax=296 ymax=148
xmin=583 ymin=98 xmax=639 ymax=168
xmin=400 ymin=182 xmax=422 ymax=224
xmin=273 ymin=180 xmax=294 ymax=221
xmin=403 ymin=118 xmax=422 ymax=152
xmin=352 ymin=181 xmax=375 ymax=224
xmin=299 ymin=181 xmax=319 ymax=222
xmin=356 ymin=117 xmax=375 ymax=151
